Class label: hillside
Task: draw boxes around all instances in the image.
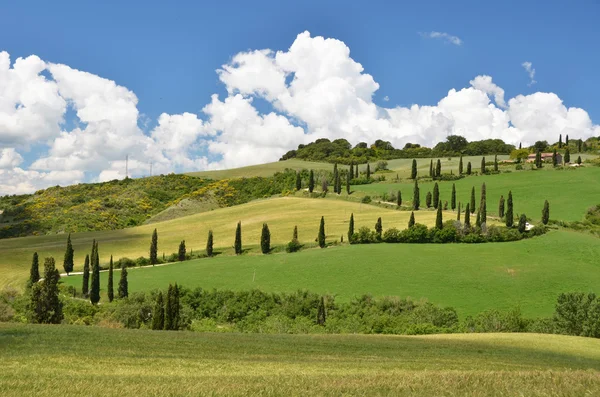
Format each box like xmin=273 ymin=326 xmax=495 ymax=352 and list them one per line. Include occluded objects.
xmin=186 ymin=158 xmax=333 ymax=179
xmin=2 ymin=323 xmax=599 ymax=397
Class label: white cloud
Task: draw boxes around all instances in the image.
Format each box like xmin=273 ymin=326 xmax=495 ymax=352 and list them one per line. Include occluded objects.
xmin=0 ymin=32 xmax=598 ymax=195
xmin=522 ymin=61 xmax=537 ymax=86
xmin=383 ymin=96 xmax=389 ymax=102
xmin=420 ymin=31 xmax=463 ymax=46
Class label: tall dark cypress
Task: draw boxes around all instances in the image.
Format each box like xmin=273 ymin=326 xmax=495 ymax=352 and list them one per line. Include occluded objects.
xmin=498 ymin=195 xmax=505 ymax=218
xmin=436 ymin=159 xmax=441 ymax=178
xmin=118 ymin=261 xmax=128 ymax=299
xmin=480 ymin=183 xmax=487 ymax=224
xmin=295 ymin=172 xmax=302 ymax=191
xmin=566 ymin=135 xmax=569 ymax=145
xmin=457 ymin=202 xmax=461 ymax=221
xmin=82 ymin=254 xmax=90 ymax=297
xmin=433 ymin=183 xmax=439 ymax=209
xmin=435 ymin=202 xmax=443 ymax=229
xmin=408 ymin=211 xmax=415 ymax=228
xmin=535 ymin=150 xmax=542 ymax=168
xmin=426 ymin=191 xmax=432 ymax=208
xmin=578 ymin=139 xmax=582 ymax=153
xmin=261 ymin=223 xmax=271 ymax=254
xmin=459 ymin=156 xmax=464 ymax=175
xmin=451 ymin=183 xmax=456 ymax=210
xmin=318 ymin=216 xmax=326 ymax=248
xmin=559 ymin=134 xmax=563 ymax=148
xmin=475 ymin=208 xmax=482 ymax=227
xmin=366 ymin=163 xmax=371 ymax=179
xmin=470 ymin=187 xmax=476 ymax=214
xmin=346 ymin=170 xmax=351 ymax=195
xmin=333 ymin=164 xmax=339 ymax=194
xmin=178 ymin=240 xmax=186 ymax=261
xmin=348 ymin=213 xmax=354 ymax=242
xmin=375 ymin=217 xmax=383 ymax=240
xmin=464 ymin=204 xmax=471 ymax=227
xmin=542 ymin=200 xmax=550 ymax=225
xmin=150 ymin=228 xmax=158 ymax=265
xmin=349 ymin=163 xmax=354 ymax=180
xmin=355 ymin=164 xmax=359 ymax=178
xmin=165 ymin=284 xmax=174 ymax=330
xmin=171 ymin=284 xmax=181 ymax=330
xmin=63 ymin=233 xmax=74 ymax=275
xmin=107 ymin=255 xmax=114 ymax=303
xmin=152 ymin=291 xmax=165 ymax=331
xmin=29 ymin=257 xmax=62 ymax=324
xmin=413 ymin=180 xmax=420 ymax=210
xmin=429 ymin=160 xmax=433 ymax=178
xmin=234 ymin=221 xmax=242 ymax=255
xmin=28 ymin=252 xmax=40 ymax=288
xmin=506 ymin=191 xmax=514 ymax=227
xmin=90 ymin=240 xmax=100 ymax=305
xmin=317 ymin=296 xmax=326 ymax=325
xmin=308 ymin=170 xmax=315 ymax=192
xmin=411 ymin=159 xmax=417 ymax=179
xmin=494 ymin=155 xmax=498 ymax=172
xmin=552 ymin=148 xmax=558 ymax=167
xmin=481 ymin=156 xmax=486 ymax=174
xmin=206 ymin=230 xmax=214 ymax=257
xmin=467 ymin=162 xmax=472 ymax=175
xmin=397 ymin=190 xmax=402 ymax=207
xmin=564 ymin=148 xmax=571 ymax=163
xmin=518 ymin=214 xmax=527 ymax=233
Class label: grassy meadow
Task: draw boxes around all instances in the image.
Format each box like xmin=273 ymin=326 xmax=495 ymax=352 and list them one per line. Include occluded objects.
xmin=1 ymin=323 xmax=600 ymax=397
xmin=0 ymin=197 xmax=440 ymax=289
xmin=186 ymin=158 xmax=334 ymax=179
xmin=62 ymin=229 xmax=600 ymax=317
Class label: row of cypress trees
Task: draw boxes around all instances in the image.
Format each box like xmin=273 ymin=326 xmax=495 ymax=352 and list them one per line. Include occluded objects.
xmin=151 ymin=283 xmax=180 ymax=331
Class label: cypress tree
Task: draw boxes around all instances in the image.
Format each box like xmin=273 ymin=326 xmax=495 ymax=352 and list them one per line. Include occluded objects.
xmin=566 ymin=135 xmax=569 ymax=145
xmin=317 ymin=296 xmax=326 ymax=326
xmin=436 ymin=159 xmax=441 ymax=177
xmin=82 ymin=254 xmax=90 ymax=297
xmin=235 ymin=221 xmax=242 ymax=255
xmin=355 ymin=164 xmax=359 ymax=178
xmin=63 ymin=233 xmax=74 ymax=275
xmin=178 ymin=240 xmax=186 ymax=261
xmin=346 ymin=170 xmax=351 ymax=194
xmin=564 ymin=148 xmax=571 ymax=163
xmin=578 ymin=139 xmax=582 ymax=153
xmin=295 ymin=172 xmax=301 ymax=191
xmin=429 ymin=160 xmax=433 ymax=178
xmin=481 ymin=156 xmax=486 ymax=174
xmin=28 ymin=252 xmax=40 ymax=288
xmin=165 ymin=284 xmax=174 ymax=330
xmin=349 ymin=163 xmax=354 ymax=180
xmin=451 ymin=183 xmax=456 ymax=210
xmin=518 ymin=214 xmax=527 ymax=233
xmin=480 ymin=183 xmax=487 ymax=224
xmin=308 ymin=170 xmax=315 ymax=193
xmin=467 ymin=162 xmax=472 ymax=175
xmin=542 ymin=200 xmax=550 ymax=225
xmin=408 ymin=211 xmax=415 ymax=228
xmin=475 ymin=207 xmax=481 ymax=227
xmin=337 ymin=171 xmax=342 ymax=194
xmin=435 ymin=202 xmax=443 ymax=229
xmin=29 ymin=257 xmax=62 ymax=324
xmin=206 ymin=230 xmax=214 ymax=257
xmin=535 ymin=150 xmax=542 ymax=168
xmin=552 ymin=148 xmax=558 ymax=167
xmin=577 ymin=156 xmax=582 ymax=165
xmin=150 ymin=228 xmax=158 ymax=265
xmin=107 ymin=255 xmax=114 ymax=303
xmin=171 ymin=284 xmax=181 ymax=330
xmin=366 ymin=163 xmax=371 ymax=179
xmin=152 ymin=291 xmax=165 ymax=330
xmin=499 ymin=195 xmax=505 ymax=218
xmin=411 ymin=159 xmax=417 ymax=179
xmin=293 ymin=225 xmax=298 ymax=241
xmin=433 ymin=183 xmax=439 ymax=209
xmin=118 ymin=261 xmax=128 ymax=299
xmin=375 ymin=217 xmax=383 ymax=240
xmin=519 ymin=142 xmax=522 ymax=149
xmin=470 ymin=187 xmax=476 ymax=214
xmin=464 ymin=204 xmax=471 ymax=228
xmin=333 ymin=165 xmax=339 ymax=194
xmin=261 ymin=223 xmax=271 ymax=254
xmin=348 ymin=213 xmax=354 ymax=242
xmin=559 ymin=134 xmax=563 ymax=148
xmin=90 ymin=240 xmax=100 ymax=305
xmin=397 ymin=190 xmax=402 ymax=207
xmin=444 ymin=200 xmax=448 ymax=210
xmin=318 ymin=216 xmax=326 ymax=248
xmin=413 ymin=180 xmax=420 ymax=210
xmin=425 ymin=191 xmax=432 ymax=208
xmin=459 ymin=156 xmax=463 ymax=175
xmin=457 ymin=202 xmax=461 ymax=221
xmin=506 ymin=191 xmax=514 ymax=227
xmin=494 ymin=155 xmax=498 ymax=172
xmin=333 ymin=163 xmax=338 ymax=177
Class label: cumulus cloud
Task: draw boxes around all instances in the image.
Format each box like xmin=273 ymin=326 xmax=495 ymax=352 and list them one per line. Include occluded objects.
xmin=420 ymin=31 xmax=463 ymax=45
xmin=522 ymin=61 xmax=537 ymax=86
xmin=0 ymin=31 xmax=598 ymax=195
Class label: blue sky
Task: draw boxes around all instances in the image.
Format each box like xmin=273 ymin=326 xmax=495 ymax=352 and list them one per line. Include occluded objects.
xmin=0 ymin=0 xmax=599 ymax=193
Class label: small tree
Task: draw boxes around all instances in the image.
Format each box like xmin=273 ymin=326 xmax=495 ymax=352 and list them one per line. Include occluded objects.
xmin=82 ymin=254 xmax=90 ymax=297
xmin=321 ymin=178 xmax=328 ymax=193
xmin=459 ymin=156 xmax=464 ymax=175
xmin=577 ymin=156 xmax=582 ymax=165
xmin=552 ymin=148 xmax=558 ymax=167
xmin=152 ymin=291 xmax=165 ymax=330
xmin=261 ymin=223 xmax=271 ymax=254
xmin=481 ymin=156 xmax=486 ymax=174
xmin=435 ymin=202 xmax=443 ymax=229
xmin=433 ymin=183 xmax=439 ymax=209
xmin=559 ymin=134 xmax=563 ymax=148
xmin=295 ymin=172 xmax=302 ymax=191
xmin=578 ymin=139 xmax=583 ymax=152
xmin=425 ymin=191 xmax=432 ymax=208
xmin=464 ymin=204 xmax=471 ymax=228
xmin=397 ymin=190 xmax=402 ymax=207
xmin=542 ymin=200 xmax=550 ymax=225
xmin=235 ymin=221 xmax=242 ymax=255
xmin=63 ymin=233 xmax=74 ymax=275
xmin=436 ymin=159 xmax=441 ymax=177
xmin=413 ymin=180 xmax=420 ymax=210
xmin=118 ymin=262 xmax=128 ymax=299
xmin=451 ymin=183 xmax=456 ymax=211
xmin=429 ymin=160 xmax=433 ymax=178
xmin=475 ymin=207 xmax=482 ymax=227
xmin=346 ymin=171 xmax=351 ymax=195
xmin=150 ymin=228 xmax=158 ymax=265
xmin=506 ymin=191 xmax=514 ymax=227
xmin=470 ymin=187 xmax=476 ymax=214
xmin=308 ymin=170 xmax=315 ymax=193
xmin=535 ymin=150 xmax=543 ymax=168
xmin=348 ymin=213 xmax=354 ymax=242
xmin=566 ymin=134 xmax=569 ymax=145
xmin=408 ymin=212 xmax=415 ymax=228
xmin=366 ymin=163 xmax=371 ymax=179
xmin=349 ymin=163 xmax=354 ymax=180
xmin=564 ymin=148 xmax=571 ymax=164
xmin=467 ymin=162 xmax=472 ymax=175
xmin=90 ymin=241 xmax=100 ymax=305
xmin=318 ymin=216 xmax=326 ymax=248
xmin=411 ymin=159 xmax=417 ymax=179
xmin=317 ymin=296 xmax=326 ymax=325
xmin=177 ymin=240 xmax=186 ymax=261
xmin=28 ymin=252 xmax=40 ymax=288
xmin=107 ymin=255 xmax=114 ymax=303
xmin=498 ymin=195 xmax=505 ymax=218
xmin=494 ymin=155 xmax=498 ymax=172
xmin=457 ymin=202 xmax=461 ymax=222
xmin=29 ymin=257 xmax=62 ymax=324
xmin=375 ymin=217 xmax=383 ymax=240
xmin=206 ymin=230 xmax=214 ymax=257
xmin=518 ymin=214 xmax=527 ymax=233
xmin=165 ymin=284 xmax=180 ymax=331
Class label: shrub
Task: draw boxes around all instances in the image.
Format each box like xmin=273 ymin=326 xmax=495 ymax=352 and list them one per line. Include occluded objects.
xmin=462 ymin=307 xmax=525 ymax=333
xmin=399 ymin=223 xmax=429 ymax=243
xmin=382 ymin=228 xmax=402 ymax=243
xmin=353 ymin=226 xmax=378 ymax=244
xmin=286 ymin=239 xmax=303 ymax=253
xmin=361 ymin=195 xmax=372 ymax=204
xmin=429 ymin=226 xmax=458 ymax=243
xmin=117 ymin=257 xmax=136 ymax=268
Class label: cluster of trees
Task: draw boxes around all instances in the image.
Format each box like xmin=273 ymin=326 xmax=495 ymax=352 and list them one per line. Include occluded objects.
xmin=151 ymin=284 xmax=181 ymax=331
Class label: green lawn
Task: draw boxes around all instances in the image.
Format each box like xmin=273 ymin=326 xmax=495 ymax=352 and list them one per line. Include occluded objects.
xmin=1 ymin=323 xmax=599 ymax=397
xmin=354 ymin=165 xmax=600 ymax=222
xmin=63 ymin=229 xmax=600 ymax=317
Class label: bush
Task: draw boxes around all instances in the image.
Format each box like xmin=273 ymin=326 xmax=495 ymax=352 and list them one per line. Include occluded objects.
xmin=353 ymin=226 xmax=378 ymax=244
xmin=382 ymin=228 xmax=402 ymax=243
xmin=286 ymin=239 xmax=303 ymax=253
xmin=429 ymin=226 xmax=458 ymax=243
xmin=361 ymin=196 xmax=372 ymax=204
xmin=135 ymin=257 xmax=150 ymax=267
xmin=400 ymin=223 xmax=429 ymax=243
xmin=117 ymin=257 xmax=136 ymax=268
xmin=462 ymin=307 xmax=525 ymax=333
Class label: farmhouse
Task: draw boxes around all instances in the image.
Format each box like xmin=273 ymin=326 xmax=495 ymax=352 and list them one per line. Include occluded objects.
xmin=526 ymin=152 xmax=563 ymax=163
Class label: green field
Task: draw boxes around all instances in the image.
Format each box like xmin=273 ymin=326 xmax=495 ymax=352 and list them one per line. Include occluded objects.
xmin=353 ymin=166 xmax=600 ymax=222
xmin=186 ymin=158 xmax=334 ymax=179
xmin=62 ymin=229 xmax=600 ymax=317
xmin=0 ymin=197 xmax=440 ymax=289
xmin=1 ymin=323 xmax=599 ymax=397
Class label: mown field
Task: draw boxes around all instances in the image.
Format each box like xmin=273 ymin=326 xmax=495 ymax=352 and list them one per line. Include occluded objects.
xmin=62 ymin=229 xmax=600 ymax=317
xmin=1 ymin=323 xmax=599 ymax=397
xmin=186 ymin=158 xmax=334 ymax=179
xmin=0 ymin=197 xmax=440 ymax=289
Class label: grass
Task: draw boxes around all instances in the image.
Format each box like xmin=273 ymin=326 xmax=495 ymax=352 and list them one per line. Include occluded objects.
xmin=63 ymin=229 xmax=600 ymax=317
xmin=0 ymin=197 xmax=440 ymax=289
xmin=186 ymin=158 xmax=334 ymax=179
xmin=354 ymin=165 xmax=600 ymax=222
xmin=1 ymin=323 xmax=600 ymax=396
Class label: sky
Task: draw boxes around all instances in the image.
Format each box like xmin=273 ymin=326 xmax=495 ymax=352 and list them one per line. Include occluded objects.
xmin=0 ymin=0 xmax=599 ymax=194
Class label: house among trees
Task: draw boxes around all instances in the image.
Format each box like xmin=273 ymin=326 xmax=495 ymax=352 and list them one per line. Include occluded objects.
xmin=526 ymin=153 xmax=562 ymax=163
